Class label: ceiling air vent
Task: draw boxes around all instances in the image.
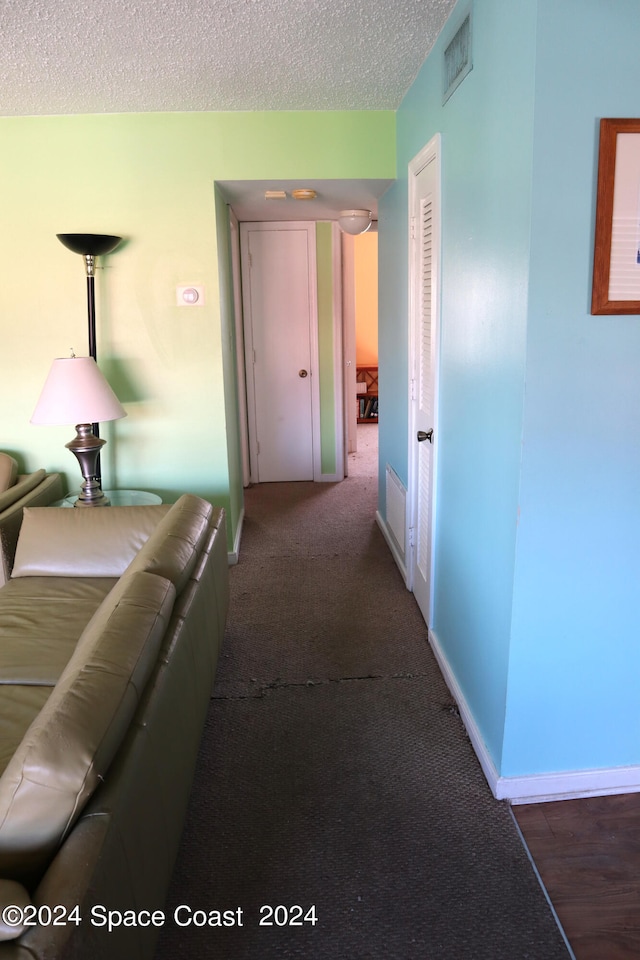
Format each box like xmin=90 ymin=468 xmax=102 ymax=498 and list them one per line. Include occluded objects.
xmin=443 ymin=9 xmax=472 ymax=104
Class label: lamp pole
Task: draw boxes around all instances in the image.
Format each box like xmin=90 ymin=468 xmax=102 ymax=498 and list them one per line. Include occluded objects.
xmin=85 ymin=252 xmax=98 ymax=361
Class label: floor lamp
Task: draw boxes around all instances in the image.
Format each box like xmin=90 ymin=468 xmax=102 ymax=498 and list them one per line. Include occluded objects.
xmin=56 ymin=233 xmax=122 ymax=485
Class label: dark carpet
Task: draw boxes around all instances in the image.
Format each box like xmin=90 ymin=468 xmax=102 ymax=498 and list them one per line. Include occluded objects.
xmin=156 ymin=437 xmax=570 ymax=960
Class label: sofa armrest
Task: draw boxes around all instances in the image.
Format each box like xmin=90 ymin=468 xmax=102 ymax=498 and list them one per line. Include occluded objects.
xmin=0 ymin=474 xmax=65 ymax=587
xmin=0 ymin=472 xmax=47 ymax=514
xmin=0 ymin=455 xmax=18 ymax=494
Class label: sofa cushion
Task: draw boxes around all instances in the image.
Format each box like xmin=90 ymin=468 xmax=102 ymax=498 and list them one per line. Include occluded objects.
xmin=11 ymin=504 xmax=170 ymax=578
xmin=0 ymin=577 xmax=116 ymax=686
xmin=0 ymin=570 xmax=176 ymax=885
xmin=0 ymin=456 xmax=17 ymax=495
xmin=125 ymin=494 xmax=213 ymax=593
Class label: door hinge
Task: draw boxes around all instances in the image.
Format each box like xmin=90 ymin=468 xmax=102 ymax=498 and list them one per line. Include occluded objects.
xmin=408 ymin=526 xmax=415 ymax=547
xmin=410 ymin=216 xmax=417 ymax=241
xmin=410 ymin=378 xmax=417 ymax=401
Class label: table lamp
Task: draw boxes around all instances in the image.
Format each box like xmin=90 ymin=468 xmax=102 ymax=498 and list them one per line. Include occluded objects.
xmin=31 ymin=355 xmax=127 ymax=507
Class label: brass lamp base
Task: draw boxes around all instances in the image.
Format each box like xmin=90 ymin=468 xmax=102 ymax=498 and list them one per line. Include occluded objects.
xmin=66 ymin=424 xmax=111 ymax=507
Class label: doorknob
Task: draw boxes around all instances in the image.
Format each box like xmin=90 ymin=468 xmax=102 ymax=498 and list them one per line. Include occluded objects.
xmin=417 ymin=429 xmax=433 ymax=443
xmin=299 ymin=369 xmax=308 ymax=378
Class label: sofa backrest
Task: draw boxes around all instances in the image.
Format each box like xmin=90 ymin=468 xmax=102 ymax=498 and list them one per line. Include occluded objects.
xmin=0 ymin=569 xmax=176 ymax=886
xmin=11 ymin=495 xmax=214 ymax=592
xmin=11 ymin=504 xmax=170 ymax=578
xmin=123 ymin=494 xmax=214 ymax=592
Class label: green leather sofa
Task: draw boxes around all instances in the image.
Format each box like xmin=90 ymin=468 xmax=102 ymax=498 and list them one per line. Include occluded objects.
xmin=0 ymin=494 xmax=229 ymax=959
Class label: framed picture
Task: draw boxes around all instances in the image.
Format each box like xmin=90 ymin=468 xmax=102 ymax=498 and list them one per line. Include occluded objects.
xmin=591 ymin=118 xmax=640 ymax=315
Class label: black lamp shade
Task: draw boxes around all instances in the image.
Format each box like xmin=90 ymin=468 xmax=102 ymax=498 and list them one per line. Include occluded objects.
xmin=57 ymin=234 xmax=122 ymax=257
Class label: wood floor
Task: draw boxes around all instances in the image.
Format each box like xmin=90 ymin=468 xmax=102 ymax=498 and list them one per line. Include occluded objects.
xmin=513 ymin=792 xmax=640 ymax=960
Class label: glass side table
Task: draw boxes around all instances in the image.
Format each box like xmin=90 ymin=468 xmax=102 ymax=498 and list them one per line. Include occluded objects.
xmin=56 ymin=490 xmax=163 ymax=507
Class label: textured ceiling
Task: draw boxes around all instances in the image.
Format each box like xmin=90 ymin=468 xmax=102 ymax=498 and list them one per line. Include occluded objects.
xmin=0 ymin=0 xmax=456 ymax=117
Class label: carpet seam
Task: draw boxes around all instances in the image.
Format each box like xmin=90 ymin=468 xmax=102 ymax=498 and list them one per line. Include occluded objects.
xmin=212 ymin=671 xmax=438 ymax=700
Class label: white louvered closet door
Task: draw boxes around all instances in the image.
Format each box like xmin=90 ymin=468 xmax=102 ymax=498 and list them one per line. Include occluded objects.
xmin=409 ymin=140 xmax=439 ymax=627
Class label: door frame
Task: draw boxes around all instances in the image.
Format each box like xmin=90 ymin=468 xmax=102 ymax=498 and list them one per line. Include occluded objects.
xmin=230 ymin=209 xmax=251 ymax=488
xmin=341 ymin=231 xmax=358 ymax=464
xmin=407 ymin=134 xmax=442 ymax=625
xmin=330 ymin=222 xmax=347 ymax=481
xmin=240 ymin=220 xmax=322 ymax=483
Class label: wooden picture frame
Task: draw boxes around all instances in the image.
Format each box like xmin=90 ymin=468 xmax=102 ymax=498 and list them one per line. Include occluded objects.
xmin=592 ymin=118 xmax=640 ymax=314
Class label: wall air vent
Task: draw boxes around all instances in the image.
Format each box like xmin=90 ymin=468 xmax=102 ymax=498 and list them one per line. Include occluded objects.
xmin=385 ymin=464 xmax=406 ymax=555
xmin=443 ymin=9 xmax=472 ymax=104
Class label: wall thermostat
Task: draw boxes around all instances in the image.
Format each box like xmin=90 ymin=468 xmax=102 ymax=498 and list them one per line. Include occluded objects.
xmin=176 ymin=285 xmax=205 ymax=306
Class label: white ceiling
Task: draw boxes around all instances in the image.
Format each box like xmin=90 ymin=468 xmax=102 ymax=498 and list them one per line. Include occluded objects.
xmin=0 ymin=0 xmax=456 ymax=116
xmin=1 ymin=0 xmax=456 ymax=220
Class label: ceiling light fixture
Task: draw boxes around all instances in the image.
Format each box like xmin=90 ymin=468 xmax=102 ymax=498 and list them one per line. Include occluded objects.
xmin=265 ymin=190 xmax=287 ymax=200
xmin=338 ymin=210 xmax=373 ymax=236
xmin=291 ymin=189 xmax=317 ymax=201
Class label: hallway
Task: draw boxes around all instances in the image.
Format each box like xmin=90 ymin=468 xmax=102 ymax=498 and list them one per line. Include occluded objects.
xmin=352 ymin=426 xmax=640 ymax=959
xmin=157 ymin=442 xmax=568 ymax=960
xmin=348 ymin=421 xmax=378 ymax=478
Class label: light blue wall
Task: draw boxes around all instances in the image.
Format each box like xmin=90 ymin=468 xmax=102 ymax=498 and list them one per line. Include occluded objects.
xmin=380 ymin=0 xmax=640 ymax=779
xmin=503 ymin=0 xmax=640 ymax=776
xmin=379 ymin=0 xmax=537 ymax=768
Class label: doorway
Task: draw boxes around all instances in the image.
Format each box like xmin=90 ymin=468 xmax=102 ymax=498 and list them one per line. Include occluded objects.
xmin=221 ymin=179 xmax=388 ymax=490
xmin=226 ymin=192 xmax=382 ymax=488
xmin=342 ymin=229 xmax=379 ymax=471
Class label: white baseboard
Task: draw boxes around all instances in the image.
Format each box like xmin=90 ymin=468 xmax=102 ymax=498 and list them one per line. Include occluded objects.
xmin=503 ymin=767 xmax=640 ymax=805
xmin=428 ymin=629 xmax=502 ymax=796
xmin=428 ymin=629 xmax=640 ymax=805
xmin=376 ymin=509 xmax=408 ymax=586
xmin=228 ymin=507 xmax=244 ymax=565
xmin=317 ymin=472 xmax=343 ymax=483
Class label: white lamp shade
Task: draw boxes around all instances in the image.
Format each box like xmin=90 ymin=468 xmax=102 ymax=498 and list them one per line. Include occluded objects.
xmin=338 ymin=209 xmax=373 ymax=236
xmin=31 ymin=357 xmax=127 ymax=426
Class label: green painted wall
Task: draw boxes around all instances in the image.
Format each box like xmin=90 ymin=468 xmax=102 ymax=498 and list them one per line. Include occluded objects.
xmin=0 ymin=111 xmax=395 ymax=549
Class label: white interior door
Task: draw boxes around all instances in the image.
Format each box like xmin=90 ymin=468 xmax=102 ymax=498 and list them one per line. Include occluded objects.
xmin=408 ymin=135 xmax=441 ymax=626
xmin=241 ymin=222 xmax=319 ymax=482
